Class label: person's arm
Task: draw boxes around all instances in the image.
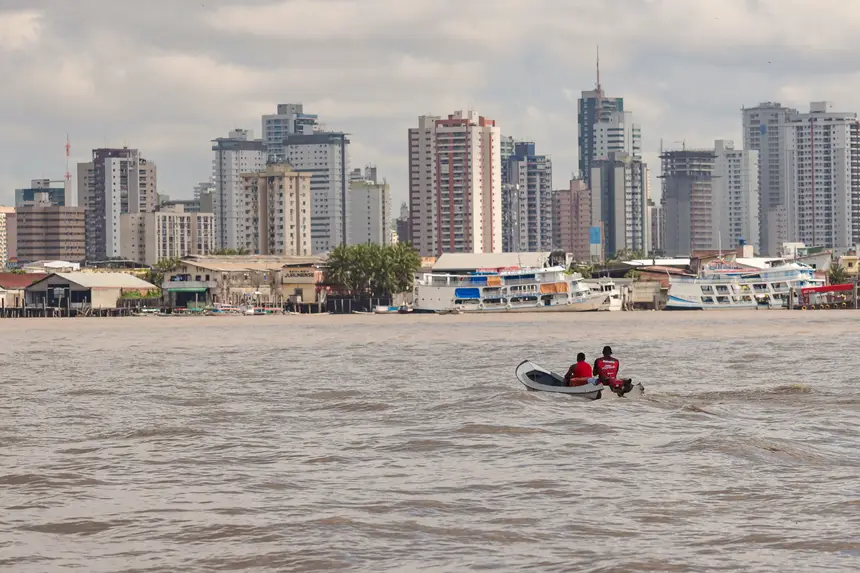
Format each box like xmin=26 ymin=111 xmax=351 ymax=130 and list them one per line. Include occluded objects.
xmin=593 ymin=359 xmax=600 ymax=377
xmin=564 ymin=365 xmax=575 ymax=385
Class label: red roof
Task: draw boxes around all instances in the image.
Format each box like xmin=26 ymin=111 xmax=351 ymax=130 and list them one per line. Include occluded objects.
xmin=0 ymin=273 xmax=49 ymax=289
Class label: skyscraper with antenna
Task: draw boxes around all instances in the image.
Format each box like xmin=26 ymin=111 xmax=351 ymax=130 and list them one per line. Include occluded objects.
xmin=577 ymin=46 xmax=625 ymax=186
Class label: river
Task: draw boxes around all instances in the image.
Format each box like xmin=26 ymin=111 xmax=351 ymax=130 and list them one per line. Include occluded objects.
xmin=2 ymin=311 xmax=859 ymax=572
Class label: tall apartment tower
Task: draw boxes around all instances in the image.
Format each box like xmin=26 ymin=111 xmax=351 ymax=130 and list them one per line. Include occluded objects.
xmin=502 ymin=142 xmax=553 ymax=252
xmin=282 ymin=132 xmax=349 ymax=254
xmin=660 ymin=149 xmax=717 ymax=256
xmin=211 ymin=129 xmax=266 ymax=250
xmin=712 ymin=140 xmax=760 ymax=251
xmin=262 ymin=103 xmax=319 ymax=162
xmin=408 ymin=115 xmax=440 ymax=256
xmin=347 ymin=166 xmax=391 ymax=246
xmin=408 ymin=110 xmax=502 ymax=256
xmin=239 ymin=163 xmax=312 ymax=256
xmin=742 ymin=102 xmax=798 ymax=255
xmin=593 ymin=111 xmax=641 ymax=164
xmin=649 ymin=201 xmax=664 ymax=254
xmin=552 ymin=179 xmax=592 ymax=261
xmin=784 ymin=102 xmax=860 ymax=249
xmin=120 ymin=205 xmax=216 ymax=266
xmin=77 ymin=148 xmax=157 ymax=260
xmin=590 ymin=152 xmax=649 ymax=258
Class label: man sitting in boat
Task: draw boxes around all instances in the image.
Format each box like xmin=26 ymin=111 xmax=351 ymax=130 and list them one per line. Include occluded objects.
xmin=564 ymin=353 xmax=596 ymax=387
xmin=593 ymin=346 xmax=623 ymax=389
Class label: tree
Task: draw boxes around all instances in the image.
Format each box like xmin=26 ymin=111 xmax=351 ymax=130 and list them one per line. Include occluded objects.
xmin=624 ymin=268 xmax=642 ymax=280
xmin=568 ymin=263 xmax=593 ymax=279
xmin=211 ymin=248 xmax=250 ymax=256
xmin=147 ymin=257 xmax=182 ymax=287
xmin=828 ymin=264 xmax=849 ymax=286
xmin=325 ymin=243 xmax=421 ymax=296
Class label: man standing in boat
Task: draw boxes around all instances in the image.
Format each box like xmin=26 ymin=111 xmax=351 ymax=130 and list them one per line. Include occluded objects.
xmin=593 ymin=346 xmax=622 ymax=389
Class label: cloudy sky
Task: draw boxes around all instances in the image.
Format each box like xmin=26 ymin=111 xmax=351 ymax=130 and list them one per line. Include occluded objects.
xmin=1 ymin=0 xmax=859 ymax=208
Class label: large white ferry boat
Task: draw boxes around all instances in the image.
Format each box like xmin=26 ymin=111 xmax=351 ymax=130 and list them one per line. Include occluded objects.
xmin=666 ymin=259 xmax=824 ymax=310
xmin=413 ymin=266 xmax=607 ymax=313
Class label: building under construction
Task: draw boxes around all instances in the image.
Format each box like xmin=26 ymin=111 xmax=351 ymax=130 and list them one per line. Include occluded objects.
xmin=660 ymin=149 xmax=716 ymax=256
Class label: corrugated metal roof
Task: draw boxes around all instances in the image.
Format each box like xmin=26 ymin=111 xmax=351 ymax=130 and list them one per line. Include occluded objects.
xmin=32 ymin=273 xmax=156 ymax=289
xmin=0 ymin=273 xmax=49 ymax=289
xmin=433 ymin=252 xmax=551 ymax=271
xmin=625 ymin=258 xmax=691 ymax=267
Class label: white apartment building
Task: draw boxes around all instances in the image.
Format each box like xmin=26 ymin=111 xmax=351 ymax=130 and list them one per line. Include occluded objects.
xmin=77 ymin=148 xmax=157 ymax=260
xmin=211 ymin=129 xmax=266 ymax=250
xmin=348 ymin=167 xmax=391 ymax=246
xmin=593 ymin=110 xmax=641 ymax=162
xmin=0 ymin=206 xmax=16 ymax=267
xmin=713 ymin=140 xmax=760 ymax=251
xmin=193 ymin=180 xmax=215 ymax=201
xmin=502 ymin=142 xmax=553 ymax=252
xmin=283 ymin=132 xmax=349 ymax=254
xmin=262 ymin=103 xmax=319 ymax=162
xmin=408 ymin=110 xmax=502 ymax=257
xmin=784 ymin=102 xmax=860 ymax=249
xmin=742 ymin=102 xmax=798 ymax=255
xmin=120 ymin=205 xmax=215 ymax=266
xmin=239 ymin=163 xmax=312 ymax=256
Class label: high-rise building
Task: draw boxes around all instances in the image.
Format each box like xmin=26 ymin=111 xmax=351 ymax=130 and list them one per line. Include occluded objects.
xmin=211 ymin=129 xmax=266 ymax=251
xmin=16 ymin=179 xmax=66 ymax=207
xmin=578 ymin=73 xmax=624 ymax=185
xmin=408 ymin=115 xmax=439 ymax=256
xmin=77 ymin=148 xmax=157 ymax=260
xmin=593 ymin=111 xmax=641 ymax=164
xmin=712 ymin=140 xmax=760 ymax=251
xmin=500 ymin=135 xmax=516 ymax=184
xmin=347 ymin=166 xmax=391 ymax=246
xmin=742 ymin=102 xmax=799 ymax=255
xmin=784 ymin=102 xmax=860 ymax=249
xmin=502 ymin=142 xmax=553 ymax=252
xmin=15 ymin=196 xmax=86 ymax=263
xmin=660 ymin=149 xmax=716 ymax=256
xmin=590 ymin=152 xmax=649 ymax=258
xmin=408 ymin=110 xmax=502 ymax=256
xmin=0 ymin=206 xmax=16 ymax=267
xmin=552 ymin=179 xmax=592 ymax=261
xmin=120 ymin=205 xmax=216 ymax=266
xmin=239 ymin=163 xmax=312 ymax=256
xmin=649 ymin=201 xmax=664 ymax=254
xmin=262 ymin=103 xmax=319 ymax=162
xmin=282 ymin=132 xmax=349 ymax=254
xmin=395 ymin=202 xmax=411 ymax=246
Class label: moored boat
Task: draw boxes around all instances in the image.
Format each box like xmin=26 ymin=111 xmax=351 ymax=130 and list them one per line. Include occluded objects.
xmin=414 ymin=266 xmax=607 ymax=314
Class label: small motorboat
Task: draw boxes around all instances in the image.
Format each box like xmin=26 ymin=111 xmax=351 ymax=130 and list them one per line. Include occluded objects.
xmin=515 ymin=360 xmax=644 ymax=400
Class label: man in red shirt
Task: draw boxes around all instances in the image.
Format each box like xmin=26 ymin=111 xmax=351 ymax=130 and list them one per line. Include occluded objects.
xmin=564 ymin=352 xmax=595 ymax=386
xmin=593 ymin=345 xmax=622 ymax=389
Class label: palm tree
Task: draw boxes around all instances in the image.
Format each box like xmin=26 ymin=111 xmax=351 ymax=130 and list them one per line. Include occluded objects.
xmin=828 ymin=263 xmax=849 ymax=285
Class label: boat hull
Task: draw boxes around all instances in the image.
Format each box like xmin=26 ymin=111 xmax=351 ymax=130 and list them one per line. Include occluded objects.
xmin=462 ymin=295 xmax=606 ymax=313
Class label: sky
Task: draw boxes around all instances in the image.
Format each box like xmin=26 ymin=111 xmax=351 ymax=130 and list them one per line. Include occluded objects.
xmin=2 ymin=0 xmax=860 ymax=209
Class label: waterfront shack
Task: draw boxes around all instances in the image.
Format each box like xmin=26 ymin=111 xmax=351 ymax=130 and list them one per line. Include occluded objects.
xmin=0 ymin=273 xmax=48 ymax=316
xmin=24 ymin=272 xmax=156 ymax=316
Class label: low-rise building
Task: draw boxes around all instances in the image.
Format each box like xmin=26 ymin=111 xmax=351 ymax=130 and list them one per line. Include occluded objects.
xmin=162 ymin=254 xmax=325 ymax=307
xmin=25 ymin=272 xmax=156 ymax=310
xmin=0 ymin=272 xmax=48 ymax=308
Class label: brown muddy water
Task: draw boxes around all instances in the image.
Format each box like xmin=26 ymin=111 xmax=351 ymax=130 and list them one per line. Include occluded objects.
xmin=1 ymin=311 xmax=859 ymax=572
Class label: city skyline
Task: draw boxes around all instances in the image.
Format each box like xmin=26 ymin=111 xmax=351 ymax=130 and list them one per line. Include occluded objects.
xmin=4 ymin=1 xmax=860 ymax=210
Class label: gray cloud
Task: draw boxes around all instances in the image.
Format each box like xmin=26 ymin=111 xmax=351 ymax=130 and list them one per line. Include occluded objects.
xmin=3 ymin=0 xmax=860 ymax=209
